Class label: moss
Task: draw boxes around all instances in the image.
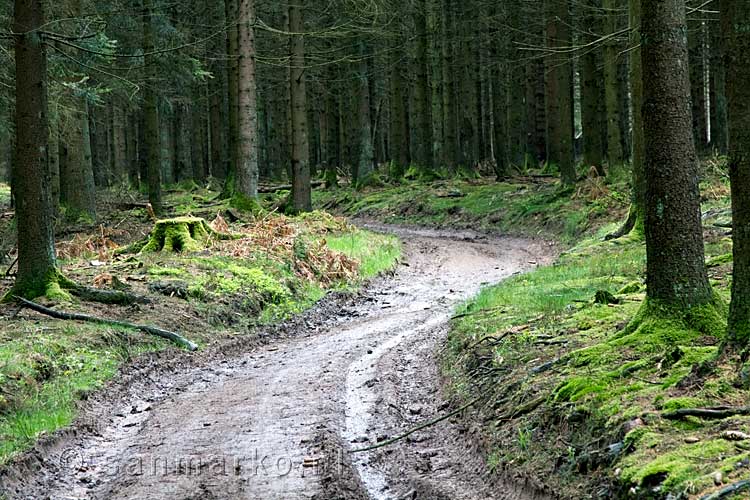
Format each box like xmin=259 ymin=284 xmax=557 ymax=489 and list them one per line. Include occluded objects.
xmin=707 ymin=253 xmax=733 ymax=268
xmin=2 ymin=269 xmax=73 ymax=303
xmin=620 ymin=439 xmax=735 ymax=492
xmin=230 ymin=192 xmax=263 ymax=214
xmin=658 ymin=397 xmax=706 ymax=412
xmin=618 ymin=281 xmax=643 ymax=294
xmin=554 ymin=376 xmax=608 ymax=402
xmin=141 ymin=217 xmax=213 ymax=253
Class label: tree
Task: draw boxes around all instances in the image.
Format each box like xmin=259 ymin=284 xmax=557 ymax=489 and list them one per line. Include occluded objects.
xmin=723 ymin=0 xmax=750 ymax=351
xmin=235 ymin=0 xmax=259 ymax=202
xmin=545 ymin=0 xmax=575 ymax=185
xmin=7 ymin=0 xmax=59 ymax=300
xmin=143 ymin=0 xmax=162 ymax=214
xmin=602 ymin=0 xmax=624 ymax=168
xmin=640 ymin=0 xmax=712 ymax=307
xmin=289 ymin=0 xmax=311 ymax=213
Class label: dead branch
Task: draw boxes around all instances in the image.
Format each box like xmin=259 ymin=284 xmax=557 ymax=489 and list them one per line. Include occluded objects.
xmin=662 ymin=407 xmax=750 ymax=421
xmin=700 ymin=480 xmax=750 ymax=500
xmin=15 ymin=296 xmax=198 ymax=351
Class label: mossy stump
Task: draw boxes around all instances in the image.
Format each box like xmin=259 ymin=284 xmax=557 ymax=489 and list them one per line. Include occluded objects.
xmin=141 ymin=217 xmax=213 ymax=253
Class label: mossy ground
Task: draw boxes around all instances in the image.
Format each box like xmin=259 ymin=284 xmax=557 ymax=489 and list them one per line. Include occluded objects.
xmin=313 ymin=166 xmax=631 ymax=243
xmin=0 ymin=186 xmax=401 ymax=466
xmin=439 ymin=166 xmax=748 ymax=498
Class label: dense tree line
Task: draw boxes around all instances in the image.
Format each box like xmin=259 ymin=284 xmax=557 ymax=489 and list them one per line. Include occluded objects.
xmin=5 ymin=0 xmax=750 ymax=362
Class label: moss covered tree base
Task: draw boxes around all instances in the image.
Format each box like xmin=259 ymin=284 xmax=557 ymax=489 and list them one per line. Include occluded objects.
xmin=141 ymin=217 xmax=214 ymax=253
xmin=620 ymin=294 xmax=728 ymax=344
xmin=3 ymin=269 xmax=145 ymax=305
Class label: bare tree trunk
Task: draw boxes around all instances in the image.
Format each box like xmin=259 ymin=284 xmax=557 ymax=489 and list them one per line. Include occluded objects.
xmin=10 ymin=0 xmax=58 ymax=299
xmin=289 ymin=0 xmax=311 ymax=212
xmin=235 ymin=0 xmax=259 ymax=201
xmin=723 ymin=0 xmax=750 ymax=349
xmin=545 ymin=0 xmax=576 ymax=184
xmin=60 ymin=97 xmax=97 ymax=221
xmin=143 ymin=0 xmax=162 ymax=213
xmin=641 ymin=0 xmax=712 ymax=306
xmin=689 ymin=16 xmax=708 ymax=154
xmin=581 ymin=0 xmax=605 ymax=174
xmin=603 ymin=0 xmax=624 ymax=167
xmin=413 ymin=0 xmax=433 ymax=170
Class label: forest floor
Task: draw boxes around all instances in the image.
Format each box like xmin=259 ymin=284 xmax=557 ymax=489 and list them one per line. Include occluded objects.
xmin=0 ymin=184 xmax=400 ymax=467
xmin=315 ymin=162 xmax=743 ymax=499
xmin=0 ymin=159 xmax=743 ymax=500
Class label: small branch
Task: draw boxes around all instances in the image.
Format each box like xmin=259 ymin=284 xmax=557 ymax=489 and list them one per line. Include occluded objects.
xmin=700 ymin=480 xmax=750 ymax=500
xmin=15 ymin=297 xmax=198 ymax=351
xmin=350 ymin=394 xmax=485 ymax=454
xmin=662 ymin=407 xmax=750 ymax=420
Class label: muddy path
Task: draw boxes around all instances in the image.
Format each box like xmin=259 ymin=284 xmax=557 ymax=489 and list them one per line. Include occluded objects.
xmin=0 ymin=226 xmax=554 ymax=500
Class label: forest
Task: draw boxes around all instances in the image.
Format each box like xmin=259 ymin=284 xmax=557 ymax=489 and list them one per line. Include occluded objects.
xmin=1 ymin=0 xmax=750 ymax=498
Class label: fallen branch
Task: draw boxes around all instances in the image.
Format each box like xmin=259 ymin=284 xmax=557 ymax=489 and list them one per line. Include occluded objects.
xmin=700 ymin=480 xmax=750 ymax=500
xmin=15 ymin=297 xmax=198 ymax=351
xmin=258 ymin=180 xmax=324 ymax=193
xmin=662 ymin=407 xmax=750 ymax=421
xmin=350 ymin=393 xmax=485 ymax=453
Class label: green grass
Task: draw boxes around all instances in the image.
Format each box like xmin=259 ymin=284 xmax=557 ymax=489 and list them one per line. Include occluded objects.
xmin=442 ymin=176 xmax=748 ymax=498
xmin=313 ymin=176 xmax=629 ymax=243
xmin=326 ymin=230 xmax=401 ymax=279
xmin=0 ymin=183 xmax=9 ymax=207
xmin=0 ymin=196 xmax=402 ymax=466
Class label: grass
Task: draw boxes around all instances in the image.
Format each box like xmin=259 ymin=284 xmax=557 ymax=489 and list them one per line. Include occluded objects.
xmin=313 ymin=173 xmax=629 ymax=243
xmin=326 ymin=230 xmax=401 ymax=279
xmin=440 ymin=168 xmax=749 ymax=498
xmin=0 ymin=189 xmax=401 ymax=466
xmin=0 ymin=183 xmax=9 ymax=207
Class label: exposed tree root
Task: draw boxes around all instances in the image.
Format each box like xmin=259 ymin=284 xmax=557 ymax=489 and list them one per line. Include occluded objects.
xmin=662 ymin=406 xmax=750 ymax=420
xmin=68 ymin=284 xmax=148 ymax=305
xmin=15 ymin=296 xmax=198 ymax=351
xmin=604 ymin=204 xmax=637 ymax=241
xmin=699 ymin=480 xmax=750 ymax=500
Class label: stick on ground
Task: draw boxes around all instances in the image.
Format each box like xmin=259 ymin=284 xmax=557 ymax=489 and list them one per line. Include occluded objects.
xmin=15 ymin=296 xmax=198 ymax=351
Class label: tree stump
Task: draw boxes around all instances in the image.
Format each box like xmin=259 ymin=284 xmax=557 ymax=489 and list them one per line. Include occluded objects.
xmin=141 ymin=217 xmax=214 ymax=253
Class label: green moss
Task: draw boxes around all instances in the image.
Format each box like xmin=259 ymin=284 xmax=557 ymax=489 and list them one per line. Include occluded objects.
xmin=659 ymin=397 xmax=706 ymax=412
xmin=620 ymin=439 xmax=735 ymax=492
xmin=554 ymin=376 xmax=608 ymax=402
xmin=707 ymin=253 xmax=732 ymax=268
xmin=141 ymin=217 xmax=212 ymax=253
xmin=618 ymin=281 xmax=643 ymax=294
xmin=230 ymin=192 xmax=263 ymax=214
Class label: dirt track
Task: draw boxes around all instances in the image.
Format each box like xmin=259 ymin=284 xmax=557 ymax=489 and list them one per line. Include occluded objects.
xmin=0 ymin=225 xmax=553 ymax=500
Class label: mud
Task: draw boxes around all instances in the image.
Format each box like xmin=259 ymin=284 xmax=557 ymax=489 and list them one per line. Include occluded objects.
xmin=0 ymin=225 xmax=554 ymax=500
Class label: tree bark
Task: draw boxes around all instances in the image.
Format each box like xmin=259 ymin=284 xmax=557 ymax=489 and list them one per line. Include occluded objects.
xmin=723 ymin=0 xmax=750 ymax=348
xmin=356 ymin=41 xmax=375 ymax=184
xmin=224 ymin=0 xmax=240 ymax=192
xmin=603 ymin=0 xmax=624 ymax=167
xmin=289 ymin=0 xmax=311 ymax=212
xmin=236 ymin=0 xmax=259 ymax=200
xmin=641 ymin=0 xmax=712 ymax=306
xmin=581 ymin=0 xmax=605 ymax=174
xmin=545 ymin=0 xmax=576 ymax=184
xmin=60 ymin=96 xmax=97 ymax=221
xmin=688 ymin=16 xmax=708 ymax=154
xmin=412 ymin=0 xmax=433 ymax=169
xmin=709 ymin=10 xmax=728 ymax=156
xmin=143 ymin=0 xmax=162 ymax=214
xmin=629 ymin=0 xmax=645 ymax=232
xmin=10 ymin=0 xmax=59 ymax=299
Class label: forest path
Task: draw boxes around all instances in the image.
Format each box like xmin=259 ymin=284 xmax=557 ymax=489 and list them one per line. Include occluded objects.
xmin=5 ymin=226 xmax=552 ymax=500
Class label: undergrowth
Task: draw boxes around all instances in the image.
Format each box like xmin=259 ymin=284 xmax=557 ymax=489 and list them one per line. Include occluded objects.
xmin=0 ymin=188 xmax=401 ymax=466
xmin=443 ymin=168 xmax=746 ymax=498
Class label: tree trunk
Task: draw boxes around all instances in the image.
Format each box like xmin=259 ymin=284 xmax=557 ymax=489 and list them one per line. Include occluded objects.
xmin=545 ymin=0 xmax=576 ymax=184
xmin=603 ymin=0 xmax=624 ymax=167
xmin=641 ymin=0 xmax=712 ymax=306
xmin=629 ymin=0 xmax=646 ymax=233
xmin=413 ymin=0 xmax=433 ymax=169
xmin=10 ymin=0 xmax=59 ymax=299
xmin=224 ymin=0 xmax=240 ymax=193
xmin=723 ymin=0 xmax=750 ymax=347
xmin=356 ymin=42 xmax=375 ymax=185
xmin=709 ymin=11 xmax=728 ymax=155
xmin=441 ymin=0 xmax=457 ymax=168
xmin=60 ymin=97 xmax=97 ymax=221
xmin=289 ymin=0 xmax=311 ymax=212
xmin=581 ymin=0 xmax=605 ymax=174
xmin=112 ymin=101 xmax=127 ymax=184
xmin=235 ymin=0 xmax=259 ymax=201
xmin=143 ymin=0 xmax=162 ymax=214
xmin=689 ymin=16 xmax=708 ymax=154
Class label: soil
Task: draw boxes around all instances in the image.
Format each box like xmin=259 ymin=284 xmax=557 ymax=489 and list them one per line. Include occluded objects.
xmin=0 ymin=225 xmax=555 ymax=500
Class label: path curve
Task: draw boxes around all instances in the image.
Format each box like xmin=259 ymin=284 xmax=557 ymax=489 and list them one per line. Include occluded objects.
xmin=1 ymin=226 xmax=554 ymax=500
